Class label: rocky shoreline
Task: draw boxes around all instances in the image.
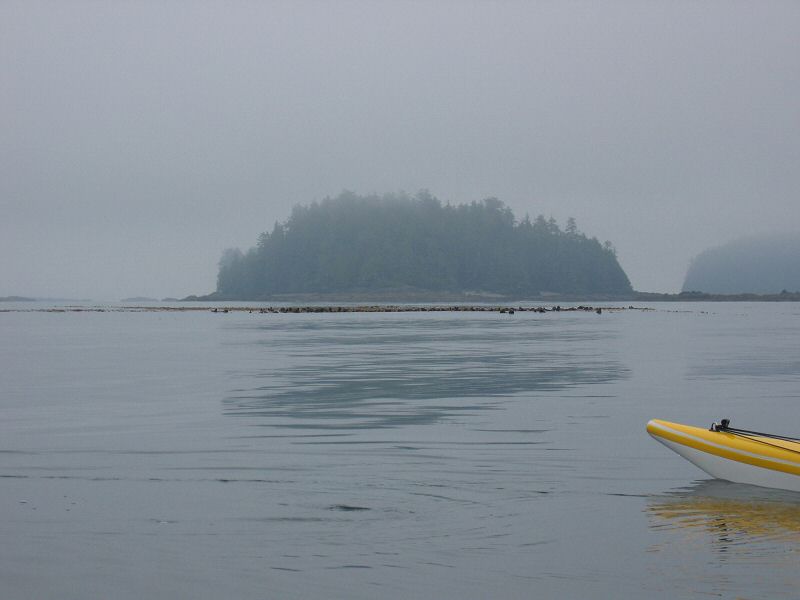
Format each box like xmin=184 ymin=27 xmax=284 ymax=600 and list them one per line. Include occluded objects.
xmin=2 ymin=304 xmax=647 ymax=314
xmin=208 ymin=304 xmax=624 ymax=314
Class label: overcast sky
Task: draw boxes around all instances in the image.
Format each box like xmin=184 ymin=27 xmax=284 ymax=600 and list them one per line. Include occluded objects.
xmin=2 ymin=1 xmax=798 ymax=299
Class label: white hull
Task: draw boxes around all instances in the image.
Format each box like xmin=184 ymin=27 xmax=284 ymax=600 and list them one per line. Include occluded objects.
xmin=655 ymin=434 xmax=800 ymax=493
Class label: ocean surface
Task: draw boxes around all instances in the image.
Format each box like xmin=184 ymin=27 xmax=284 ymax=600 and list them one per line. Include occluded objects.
xmin=2 ymin=301 xmax=799 ymax=599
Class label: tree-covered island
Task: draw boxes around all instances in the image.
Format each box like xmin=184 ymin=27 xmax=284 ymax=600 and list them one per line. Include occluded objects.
xmin=207 ymin=191 xmax=633 ymax=300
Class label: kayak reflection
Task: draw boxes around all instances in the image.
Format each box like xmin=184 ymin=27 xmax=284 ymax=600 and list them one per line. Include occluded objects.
xmin=647 ymin=479 xmax=800 ymax=551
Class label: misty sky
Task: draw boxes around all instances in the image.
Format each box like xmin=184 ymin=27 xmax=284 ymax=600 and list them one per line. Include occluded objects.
xmin=2 ymin=1 xmax=798 ymax=299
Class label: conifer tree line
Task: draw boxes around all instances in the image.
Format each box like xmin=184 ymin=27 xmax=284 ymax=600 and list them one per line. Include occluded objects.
xmin=215 ymin=191 xmax=632 ymax=298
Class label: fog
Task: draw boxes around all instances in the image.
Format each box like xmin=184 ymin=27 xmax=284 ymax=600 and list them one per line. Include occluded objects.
xmin=2 ymin=1 xmax=798 ymax=300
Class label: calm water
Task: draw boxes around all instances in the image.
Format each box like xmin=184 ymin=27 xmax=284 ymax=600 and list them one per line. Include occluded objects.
xmin=1 ymin=302 xmax=799 ymax=598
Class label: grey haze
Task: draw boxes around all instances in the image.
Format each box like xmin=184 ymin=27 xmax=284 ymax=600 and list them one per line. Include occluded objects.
xmin=2 ymin=1 xmax=799 ymax=300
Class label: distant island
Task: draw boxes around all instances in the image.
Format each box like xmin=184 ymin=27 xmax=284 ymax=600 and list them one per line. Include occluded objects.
xmin=201 ymin=191 xmax=632 ymax=300
xmin=0 ymin=296 xmax=35 ymax=302
xmin=683 ymin=233 xmax=800 ymax=294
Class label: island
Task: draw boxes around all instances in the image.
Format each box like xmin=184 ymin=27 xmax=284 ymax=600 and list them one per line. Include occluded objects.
xmin=200 ymin=191 xmax=633 ymax=301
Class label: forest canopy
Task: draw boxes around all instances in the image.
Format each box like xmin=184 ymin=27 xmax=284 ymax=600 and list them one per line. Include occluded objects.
xmin=213 ymin=191 xmax=632 ymax=299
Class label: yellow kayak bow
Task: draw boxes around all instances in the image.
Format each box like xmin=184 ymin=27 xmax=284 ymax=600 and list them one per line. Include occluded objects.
xmin=647 ymin=419 xmax=800 ymax=492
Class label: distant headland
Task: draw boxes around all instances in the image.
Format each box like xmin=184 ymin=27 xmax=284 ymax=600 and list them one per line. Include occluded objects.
xmin=632 ymin=290 xmax=800 ymax=302
xmin=683 ymin=233 xmax=800 ymax=295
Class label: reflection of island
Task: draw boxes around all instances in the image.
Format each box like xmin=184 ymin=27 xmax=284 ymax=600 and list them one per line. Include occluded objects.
xmin=647 ymin=480 xmax=800 ymax=550
xmin=223 ymin=316 xmax=628 ymax=429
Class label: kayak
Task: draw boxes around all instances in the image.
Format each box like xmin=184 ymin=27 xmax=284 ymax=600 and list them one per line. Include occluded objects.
xmin=647 ymin=419 xmax=800 ymax=492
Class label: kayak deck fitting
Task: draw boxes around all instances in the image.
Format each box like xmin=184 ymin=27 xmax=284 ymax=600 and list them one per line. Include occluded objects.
xmin=647 ymin=419 xmax=800 ymax=492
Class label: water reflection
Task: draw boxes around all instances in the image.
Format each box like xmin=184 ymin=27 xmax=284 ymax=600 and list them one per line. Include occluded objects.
xmin=224 ymin=316 xmax=627 ymax=429
xmin=647 ymin=480 xmax=800 ymax=555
